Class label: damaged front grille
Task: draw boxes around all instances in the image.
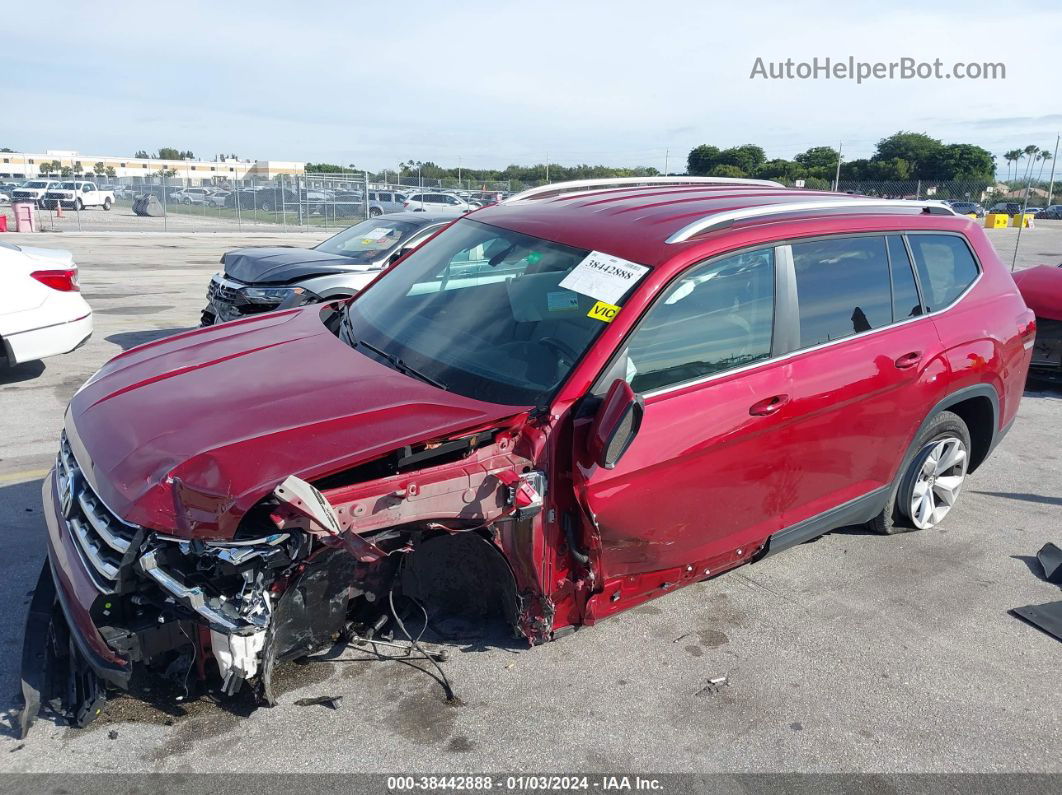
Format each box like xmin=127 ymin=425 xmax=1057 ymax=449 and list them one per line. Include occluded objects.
xmin=58 ymin=433 xmax=141 ymax=592
xmin=207 ymin=277 xmax=241 ymax=303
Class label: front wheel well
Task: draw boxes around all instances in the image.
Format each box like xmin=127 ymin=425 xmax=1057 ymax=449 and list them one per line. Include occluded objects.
xmin=942 ymin=395 xmax=994 ymax=473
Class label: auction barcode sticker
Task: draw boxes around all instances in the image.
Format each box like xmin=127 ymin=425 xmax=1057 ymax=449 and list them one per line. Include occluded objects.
xmin=559 ymin=251 xmax=649 ymax=305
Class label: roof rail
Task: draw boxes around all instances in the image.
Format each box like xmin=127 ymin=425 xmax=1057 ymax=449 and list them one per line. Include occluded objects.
xmin=505 ymin=176 xmax=785 ymax=203
xmin=665 ymin=199 xmax=958 ymax=243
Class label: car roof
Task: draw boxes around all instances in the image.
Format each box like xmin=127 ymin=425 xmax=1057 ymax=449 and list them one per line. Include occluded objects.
xmin=471 ymin=184 xmax=975 ymax=266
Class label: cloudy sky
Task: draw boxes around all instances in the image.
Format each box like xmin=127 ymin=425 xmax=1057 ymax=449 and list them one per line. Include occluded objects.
xmin=2 ymin=0 xmax=1059 ymax=171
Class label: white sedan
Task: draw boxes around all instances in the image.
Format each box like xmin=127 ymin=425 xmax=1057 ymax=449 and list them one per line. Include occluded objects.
xmin=0 ymin=242 xmax=93 ymax=368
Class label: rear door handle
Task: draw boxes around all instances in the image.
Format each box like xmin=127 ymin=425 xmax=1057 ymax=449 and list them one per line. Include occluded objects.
xmin=894 ymin=351 xmax=923 ymax=369
xmin=749 ymin=394 xmax=790 ymax=416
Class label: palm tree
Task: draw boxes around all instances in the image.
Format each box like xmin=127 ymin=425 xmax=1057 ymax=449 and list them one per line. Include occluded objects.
xmin=1036 ymin=150 xmax=1052 ymax=184
xmin=1004 ymin=149 xmax=1023 ymax=182
xmin=1021 ymin=145 xmax=1040 ymax=184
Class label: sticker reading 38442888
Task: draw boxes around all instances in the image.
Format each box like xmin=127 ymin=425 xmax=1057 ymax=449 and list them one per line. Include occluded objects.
xmin=559 ymin=251 xmax=649 ymax=305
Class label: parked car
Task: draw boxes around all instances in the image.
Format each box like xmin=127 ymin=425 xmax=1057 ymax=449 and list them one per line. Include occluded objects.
xmin=223 ymin=186 xmax=312 ymax=213
xmin=41 ymin=181 xmax=115 ymax=211
xmin=403 ymin=191 xmax=474 ymax=213
xmin=0 ymin=241 xmax=92 ymax=369
xmin=329 ymin=189 xmax=408 ymax=218
xmin=1013 ymin=264 xmax=1062 ymax=382
xmin=0 ymin=187 xmax=9 ymax=204
xmin=174 ymin=187 xmax=216 ymax=205
xmin=10 ymin=180 xmax=62 ymax=207
xmin=206 ymin=189 xmax=232 ymax=207
xmin=18 ymin=178 xmax=1034 ymax=734
xmin=988 ymin=202 xmax=1025 ymax=216
xmin=1034 ymin=205 xmax=1062 ymax=220
xmin=201 ymin=212 xmax=453 ymax=325
xmin=948 ymin=201 xmax=985 ymax=218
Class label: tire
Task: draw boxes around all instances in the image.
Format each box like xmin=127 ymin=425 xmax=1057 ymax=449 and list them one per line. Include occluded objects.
xmin=73 ymin=199 xmax=83 ymax=211
xmin=866 ymin=410 xmax=972 ymax=534
xmin=103 ymin=198 xmax=112 ymax=211
xmin=181 ymin=197 xmax=191 ymax=205
xmin=260 ymin=200 xmax=273 ymax=212
xmin=369 ymin=206 xmax=382 ymax=217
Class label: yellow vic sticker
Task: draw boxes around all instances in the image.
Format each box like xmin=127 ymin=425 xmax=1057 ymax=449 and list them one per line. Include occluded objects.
xmin=587 ymin=300 xmax=620 ymax=323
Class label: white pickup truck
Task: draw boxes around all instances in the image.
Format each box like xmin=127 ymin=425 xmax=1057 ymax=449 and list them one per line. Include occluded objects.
xmin=41 ymin=181 xmax=115 ymax=211
xmin=10 ymin=180 xmax=62 ymax=207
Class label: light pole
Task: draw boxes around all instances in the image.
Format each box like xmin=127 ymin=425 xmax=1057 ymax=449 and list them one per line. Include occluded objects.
xmin=1047 ymin=133 xmax=1060 ymax=207
xmin=832 ymin=141 xmax=843 ymax=192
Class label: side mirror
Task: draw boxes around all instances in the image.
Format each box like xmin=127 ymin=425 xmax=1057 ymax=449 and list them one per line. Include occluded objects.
xmin=587 ymin=379 xmax=644 ymax=469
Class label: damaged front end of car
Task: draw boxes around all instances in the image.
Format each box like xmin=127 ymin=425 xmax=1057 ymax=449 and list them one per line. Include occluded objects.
xmin=19 ymin=421 xmax=550 ymax=737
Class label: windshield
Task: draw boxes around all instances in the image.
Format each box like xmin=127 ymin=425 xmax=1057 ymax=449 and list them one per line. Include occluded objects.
xmin=315 ymin=218 xmax=420 ymax=261
xmin=341 ymin=218 xmax=641 ymax=406
xmin=59 ymin=182 xmax=77 ymax=189
xmin=26 ymin=181 xmax=48 ymax=188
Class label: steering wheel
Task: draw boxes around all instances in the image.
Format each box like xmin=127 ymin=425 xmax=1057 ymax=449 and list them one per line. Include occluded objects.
xmin=539 ymin=336 xmax=580 ymax=367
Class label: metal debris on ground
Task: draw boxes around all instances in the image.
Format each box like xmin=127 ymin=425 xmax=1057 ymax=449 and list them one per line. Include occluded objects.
xmin=293 ymin=695 xmax=344 ymax=710
xmin=695 ymin=675 xmax=730 ymax=697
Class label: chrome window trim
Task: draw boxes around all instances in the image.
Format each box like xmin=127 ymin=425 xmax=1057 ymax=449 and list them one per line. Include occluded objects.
xmin=636 ymin=231 xmax=983 ymax=400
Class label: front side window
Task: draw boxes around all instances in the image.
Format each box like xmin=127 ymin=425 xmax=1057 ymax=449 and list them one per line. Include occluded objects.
xmin=792 ymin=236 xmax=892 ymax=348
xmin=344 ymin=219 xmax=627 ymax=406
xmin=907 ymin=234 xmax=979 ymax=311
xmin=623 ymin=249 xmax=775 ymax=393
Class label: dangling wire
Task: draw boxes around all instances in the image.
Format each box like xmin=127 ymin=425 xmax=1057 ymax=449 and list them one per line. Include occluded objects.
xmin=388 ymin=586 xmax=458 ymax=704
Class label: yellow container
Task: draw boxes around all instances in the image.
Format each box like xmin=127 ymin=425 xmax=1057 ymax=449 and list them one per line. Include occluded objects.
xmin=985 ymin=213 xmax=1009 ymax=228
xmin=1010 ymin=213 xmax=1036 ymax=228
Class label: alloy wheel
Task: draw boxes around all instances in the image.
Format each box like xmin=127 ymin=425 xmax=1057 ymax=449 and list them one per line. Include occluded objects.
xmin=907 ymin=437 xmax=968 ymax=529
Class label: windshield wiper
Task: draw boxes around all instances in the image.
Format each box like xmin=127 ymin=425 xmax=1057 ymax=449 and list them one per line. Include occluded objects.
xmin=342 ymin=311 xmax=445 ymax=390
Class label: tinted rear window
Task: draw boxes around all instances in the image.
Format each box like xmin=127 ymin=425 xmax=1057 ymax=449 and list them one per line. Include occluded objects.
xmin=792 ymin=236 xmax=893 ymax=348
xmin=907 ymin=234 xmax=979 ymax=311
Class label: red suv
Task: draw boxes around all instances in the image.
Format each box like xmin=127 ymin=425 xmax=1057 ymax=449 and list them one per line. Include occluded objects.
xmin=20 ymin=178 xmax=1035 ymax=734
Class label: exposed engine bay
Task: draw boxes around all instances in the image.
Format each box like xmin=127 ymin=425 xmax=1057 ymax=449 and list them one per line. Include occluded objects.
xmin=19 ymin=423 xmax=550 ymax=736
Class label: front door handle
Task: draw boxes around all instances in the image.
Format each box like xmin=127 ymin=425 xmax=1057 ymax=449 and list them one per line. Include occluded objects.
xmin=749 ymin=394 xmax=790 ymax=416
xmin=894 ymin=351 xmax=923 ymax=369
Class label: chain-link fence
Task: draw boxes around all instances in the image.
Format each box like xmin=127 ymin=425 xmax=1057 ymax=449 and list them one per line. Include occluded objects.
xmin=5 ymin=174 xmax=1051 ymax=234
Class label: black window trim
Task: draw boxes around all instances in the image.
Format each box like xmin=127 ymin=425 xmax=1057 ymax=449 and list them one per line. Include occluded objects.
xmin=589 ymin=230 xmax=983 ymax=401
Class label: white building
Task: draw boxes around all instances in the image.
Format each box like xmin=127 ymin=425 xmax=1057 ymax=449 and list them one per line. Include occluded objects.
xmin=0 ymin=150 xmax=305 ymax=183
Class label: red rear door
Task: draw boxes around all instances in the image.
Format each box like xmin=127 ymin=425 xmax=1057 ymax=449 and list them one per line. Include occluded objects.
xmin=774 ymin=234 xmax=947 ymax=529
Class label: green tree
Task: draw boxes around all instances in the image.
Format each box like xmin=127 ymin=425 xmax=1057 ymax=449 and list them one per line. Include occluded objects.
xmin=105 ymin=166 xmax=116 ymax=178
xmin=709 ymin=164 xmax=747 ymax=178
xmin=134 ymin=150 xmax=150 ymax=159
xmin=60 ymin=166 xmax=72 ymax=177
xmin=157 ymin=147 xmax=182 ymax=160
xmin=717 ymin=144 xmax=766 ymax=174
xmin=872 ymin=132 xmax=943 ymax=178
xmin=687 ymin=145 xmax=722 ymax=176
xmin=923 ymin=144 xmax=995 ymax=180
xmin=93 ymin=161 xmax=106 ymax=175
xmin=755 ymin=158 xmax=806 ymax=182
xmin=794 ymin=146 xmax=840 ymax=177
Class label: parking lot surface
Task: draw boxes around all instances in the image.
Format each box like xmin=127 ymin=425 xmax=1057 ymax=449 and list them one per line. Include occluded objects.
xmin=0 ymin=227 xmax=1059 ymax=773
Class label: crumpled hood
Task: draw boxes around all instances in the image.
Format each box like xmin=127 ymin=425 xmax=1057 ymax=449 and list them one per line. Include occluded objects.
xmin=1013 ymin=264 xmax=1062 ymax=322
xmin=65 ymin=308 xmax=524 ymax=538
xmin=223 ymin=247 xmax=380 ymax=285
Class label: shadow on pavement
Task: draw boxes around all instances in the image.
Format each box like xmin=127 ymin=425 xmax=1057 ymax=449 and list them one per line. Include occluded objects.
xmin=972 ymin=491 xmax=1062 ymax=507
xmin=104 ymin=327 xmax=194 ymax=351
xmin=0 ymin=360 xmax=46 ymax=385
xmin=0 ymin=478 xmax=48 ymax=739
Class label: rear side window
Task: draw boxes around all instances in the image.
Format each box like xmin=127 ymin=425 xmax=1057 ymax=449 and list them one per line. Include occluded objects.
xmin=792 ymin=236 xmax=892 ymax=348
xmin=624 ymin=249 xmax=775 ymax=392
xmin=907 ymin=234 xmax=979 ymax=311
xmin=887 ymin=235 xmax=923 ymax=321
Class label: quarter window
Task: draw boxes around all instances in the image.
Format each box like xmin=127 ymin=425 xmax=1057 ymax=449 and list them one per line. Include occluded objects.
xmin=792 ymin=236 xmax=893 ymax=348
xmin=887 ymin=235 xmax=923 ymax=321
xmin=907 ymin=234 xmax=979 ymax=311
xmin=624 ymin=249 xmax=775 ymax=392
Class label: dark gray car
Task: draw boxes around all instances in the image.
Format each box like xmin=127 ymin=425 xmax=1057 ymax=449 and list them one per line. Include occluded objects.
xmin=201 ymin=212 xmax=453 ymax=325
